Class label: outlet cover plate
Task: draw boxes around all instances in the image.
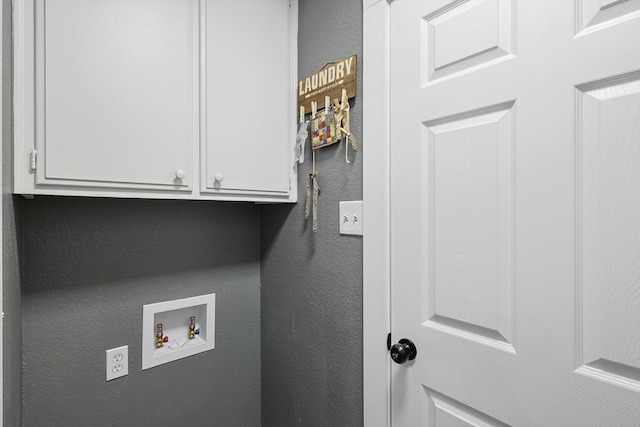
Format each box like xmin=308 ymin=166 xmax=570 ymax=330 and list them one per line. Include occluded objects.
xmin=339 ymin=200 xmax=363 ymax=236
xmin=106 ymin=345 xmax=128 ymax=381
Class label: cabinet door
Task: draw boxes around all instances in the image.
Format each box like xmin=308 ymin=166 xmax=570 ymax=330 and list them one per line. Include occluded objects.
xmin=37 ymin=0 xmax=198 ymax=192
xmin=203 ymin=0 xmax=293 ymax=196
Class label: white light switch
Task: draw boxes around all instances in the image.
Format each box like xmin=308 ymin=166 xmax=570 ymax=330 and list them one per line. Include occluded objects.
xmin=339 ymin=201 xmax=363 ymax=236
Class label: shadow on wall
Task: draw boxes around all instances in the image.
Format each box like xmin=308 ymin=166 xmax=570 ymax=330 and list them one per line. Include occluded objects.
xmin=20 ymin=195 xmax=260 ymax=293
xmin=260 ymin=202 xmax=296 ymax=256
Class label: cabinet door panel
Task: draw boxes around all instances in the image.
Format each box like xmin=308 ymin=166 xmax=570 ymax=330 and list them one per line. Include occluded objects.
xmin=40 ymin=0 xmax=198 ymax=190
xmin=204 ymin=0 xmax=292 ymax=195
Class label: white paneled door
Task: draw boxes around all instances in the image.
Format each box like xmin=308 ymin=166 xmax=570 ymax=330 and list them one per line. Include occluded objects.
xmin=389 ymin=1 xmax=640 ymax=425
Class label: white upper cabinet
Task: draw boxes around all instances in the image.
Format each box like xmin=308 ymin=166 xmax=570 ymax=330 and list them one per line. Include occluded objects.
xmin=203 ymin=0 xmax=293 ymax=197
xmin=14 ymin=0 xmax=297 ymax=202
xmin=38 ymin=0 xmax=197 ymax=193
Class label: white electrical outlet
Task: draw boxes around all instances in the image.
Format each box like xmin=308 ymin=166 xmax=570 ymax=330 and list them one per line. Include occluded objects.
xmin=106 ymin=345 xmax=128 ymax=381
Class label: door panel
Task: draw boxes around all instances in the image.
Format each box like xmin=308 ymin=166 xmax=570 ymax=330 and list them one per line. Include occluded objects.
xmin=429 ymin=104 xmax=514 ymax=344
xmin=390 ymin=0 xmax=640 ymax=425
xmin=579 ymin=74 xmax=640 ymax=383
xmin=423 ymin=0 xmax=514 ymax=81
xmin=427 ymin=389 xmax=510 ymax=427
xmin=578 ymin=0 xmax=640 ymax=34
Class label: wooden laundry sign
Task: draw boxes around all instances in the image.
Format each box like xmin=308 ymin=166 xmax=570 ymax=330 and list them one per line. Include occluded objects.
xmin=298 ymin=55 xmax=357 ymax=112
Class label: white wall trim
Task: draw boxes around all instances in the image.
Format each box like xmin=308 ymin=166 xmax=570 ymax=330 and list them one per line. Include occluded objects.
xmin=1 ymin=0 xmax=4 ymax=422
xmin=287 ymin=0 xmax=299 ymax=203
xmin=362 ymin=1 xmax=390 ymax=426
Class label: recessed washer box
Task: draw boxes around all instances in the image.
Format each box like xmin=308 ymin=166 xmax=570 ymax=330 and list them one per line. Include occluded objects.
xmin=142 ymin=293 xmax=216 ymax=370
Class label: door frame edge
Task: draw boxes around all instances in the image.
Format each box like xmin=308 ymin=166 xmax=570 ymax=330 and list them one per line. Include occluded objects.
xmin=0 ymin=0 xmax=4 ymax=422
xmin=363 ymin=1 xmax=391 ymax=426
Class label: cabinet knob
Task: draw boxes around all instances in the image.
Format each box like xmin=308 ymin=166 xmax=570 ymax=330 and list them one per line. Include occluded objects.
xmin=175 ymin=169 xmax=186 ymax=180
xmin=214 ymin=173 xmax=224 ymax=183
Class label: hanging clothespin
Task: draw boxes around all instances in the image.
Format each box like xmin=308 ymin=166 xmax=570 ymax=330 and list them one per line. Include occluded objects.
xmin=332 ymin=96 xmax=343 ymax=141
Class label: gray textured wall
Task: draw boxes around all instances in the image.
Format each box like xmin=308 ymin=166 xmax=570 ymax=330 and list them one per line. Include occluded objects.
xmin=3 ymin=0 xmax=23 ymax=423
xmin=260 ymin=0 xmax=364 ymax=425
xmin=21 ymin=197 xmax=261 ymax=427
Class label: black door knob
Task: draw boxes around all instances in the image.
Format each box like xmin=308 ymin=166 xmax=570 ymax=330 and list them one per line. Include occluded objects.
xmin=389 ymin=338 xmax=417 ymax=364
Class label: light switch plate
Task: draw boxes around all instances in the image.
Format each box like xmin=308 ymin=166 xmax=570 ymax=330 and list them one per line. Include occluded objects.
xmin=339 ymin=201 xmax=363 ymax=236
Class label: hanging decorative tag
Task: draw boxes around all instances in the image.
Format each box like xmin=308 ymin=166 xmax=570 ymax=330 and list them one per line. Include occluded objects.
xmin=295 ymin=120 xmax=309 ymax=164
xmin=305 ymin=144 xmax=320 ymax=232
xmin=339 ymin=90 xmax=357 ymax=163
xmin=311 ymin=105 xmax=338 ymax=149
xmin=305 ymin=171 xmax=320 ymax=232
xmin=312 ymin=173 xmax=319 ymax=232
